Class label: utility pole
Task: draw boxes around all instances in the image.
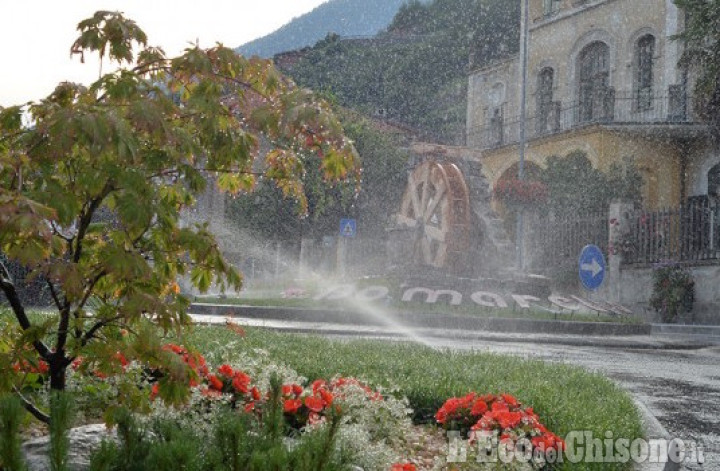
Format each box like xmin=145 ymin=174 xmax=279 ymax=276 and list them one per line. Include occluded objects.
xmin=516 ymin=0 xmax=530 ymax=272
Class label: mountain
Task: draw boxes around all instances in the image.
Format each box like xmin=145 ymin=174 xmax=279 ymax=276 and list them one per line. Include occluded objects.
xmin=236 ymin=0 xmax=429 ymax=58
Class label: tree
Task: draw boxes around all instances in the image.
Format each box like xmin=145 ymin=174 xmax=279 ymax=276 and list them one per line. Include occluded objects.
xmin=225 ymin=109 xmax=408 ymax=246
xmin=0 ymin=11 xmax=358 ymax=422
xmin=673 ymin=0 xmax=720 ymax=134
xmin=540 ymin=151 xmax=643 ymax=213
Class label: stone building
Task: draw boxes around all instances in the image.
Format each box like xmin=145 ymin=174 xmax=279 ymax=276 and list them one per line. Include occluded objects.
xmin=466 ymin=0 xmax=716 ymax=209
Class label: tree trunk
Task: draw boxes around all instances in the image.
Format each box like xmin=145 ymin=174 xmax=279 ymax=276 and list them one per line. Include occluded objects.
xmin=49 ymin=354 xmax=68 ymax=391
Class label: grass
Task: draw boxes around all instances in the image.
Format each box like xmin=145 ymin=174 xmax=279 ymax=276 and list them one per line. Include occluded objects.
xmin=2 ymin=309 xmax=644 ymax=470
xmin=183 ymin=325 xmax=644 ymax=471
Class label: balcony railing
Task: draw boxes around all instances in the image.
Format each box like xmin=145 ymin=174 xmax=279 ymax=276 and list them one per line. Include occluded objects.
xmin=475 ymin=86 xmax=696 ymax=150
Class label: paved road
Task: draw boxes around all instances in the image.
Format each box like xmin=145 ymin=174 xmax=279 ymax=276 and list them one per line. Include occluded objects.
xmin=422 ymin=335 xmax=720 ymax=470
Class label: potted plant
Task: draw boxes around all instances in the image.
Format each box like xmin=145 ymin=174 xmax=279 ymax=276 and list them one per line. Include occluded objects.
xmin=649 ymin=263 xmax=695 ymax=323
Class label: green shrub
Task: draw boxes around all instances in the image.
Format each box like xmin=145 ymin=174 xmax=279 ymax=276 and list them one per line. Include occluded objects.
xmin=48 ymin=392 xmax=75 ymax=471
xmin=650 ymin=263 xmax=695 ymax=323
xmin=0 ymin=394 xmax=28 ymax=471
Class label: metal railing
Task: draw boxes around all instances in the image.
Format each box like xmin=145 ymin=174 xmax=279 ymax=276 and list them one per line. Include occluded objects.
xmin=526 ymin=209 xmax=609 ymax=274
xmin=474 ymin=86 xmax=694 ymax=149
xmin=623 ymin=198 xmax=720 ymax=265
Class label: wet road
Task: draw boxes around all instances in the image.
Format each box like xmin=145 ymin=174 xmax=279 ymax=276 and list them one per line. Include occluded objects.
xmin=428 ymin=337 xmax=720 ymax=470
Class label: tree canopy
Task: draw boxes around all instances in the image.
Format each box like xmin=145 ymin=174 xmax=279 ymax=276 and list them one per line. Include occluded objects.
xmin=0 ymin=11 xmax=358 ymax=421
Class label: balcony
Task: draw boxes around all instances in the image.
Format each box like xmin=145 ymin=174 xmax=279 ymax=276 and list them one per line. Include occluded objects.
xmin=474 ymin=86 xmax=701 ymax=150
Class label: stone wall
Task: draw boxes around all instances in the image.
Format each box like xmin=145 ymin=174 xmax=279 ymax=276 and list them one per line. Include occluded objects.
xmin=613 ymin=264 xmax=720 ymax=325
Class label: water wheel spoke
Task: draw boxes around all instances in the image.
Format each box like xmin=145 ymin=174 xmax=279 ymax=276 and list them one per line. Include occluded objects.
xmin=409 ymin=181 xmax=422 ymax=218
xmin=424 ymin=182 xmax=446 ymax=221
xmin=420 ymin=167 xmax=433 ymax=211
xmin=425 ymin=225 xmax=446 ymax=242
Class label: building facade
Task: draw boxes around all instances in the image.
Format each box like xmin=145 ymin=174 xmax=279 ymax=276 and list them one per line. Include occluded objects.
xmin=466 ymin=0 xmax=716 ymax=209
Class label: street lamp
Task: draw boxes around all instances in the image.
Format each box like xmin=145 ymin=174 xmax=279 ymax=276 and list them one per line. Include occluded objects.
xmin=516 ymin=0 xmax=530 ymax=271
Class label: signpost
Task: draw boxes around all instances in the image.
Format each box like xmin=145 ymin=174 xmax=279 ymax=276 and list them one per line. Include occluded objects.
xmin=579 ymin=245 xmax=606 ymax=291
xmin=339 ymin=218 xmax=357 ymax=238
xmin=337 ymin=218 xmax=356 ymax=278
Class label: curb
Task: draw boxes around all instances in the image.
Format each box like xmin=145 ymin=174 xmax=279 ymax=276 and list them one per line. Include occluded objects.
xmin=631 ymin=398 xmax=680 ymax=471
xmin=652 ymin=323 xmax=720 ymax=337
xmin=189 ymin=315 xmax=716 ymax=351
xmin=190 ymin=303 xmax=652 ymax=337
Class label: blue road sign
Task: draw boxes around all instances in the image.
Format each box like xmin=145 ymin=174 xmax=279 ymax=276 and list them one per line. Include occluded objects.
xmin=339 ymin=218 xmax=357 ymax=238
xmin=579 ymin=245 xmax=606 ymax=291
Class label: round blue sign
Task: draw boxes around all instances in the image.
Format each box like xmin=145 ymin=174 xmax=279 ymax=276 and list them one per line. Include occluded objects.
xmin=578 ymin=245 xmax=606 ymax=291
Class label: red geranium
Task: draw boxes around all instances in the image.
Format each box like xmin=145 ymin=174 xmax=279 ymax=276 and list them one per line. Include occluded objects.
xmin=284 ymin=398 xmax=302 ymax=414
xmin=304 ymin=396 xmax=325 ymax=413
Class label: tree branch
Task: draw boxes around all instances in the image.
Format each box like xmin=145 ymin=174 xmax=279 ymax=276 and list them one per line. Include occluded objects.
xmin=13 ymin=386 xmax=50 ymax=424
xmin=46 ymin=279 xmax=63 ymax=311
xmin=0 ymin=261 xmax=52 ymax=360
xmin=81 ymin=315 xmax=124 ymax=347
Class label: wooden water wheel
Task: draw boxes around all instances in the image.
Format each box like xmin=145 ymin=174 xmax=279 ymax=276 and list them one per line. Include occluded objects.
xmin=396 ymin=161 xmax=471 ymax=271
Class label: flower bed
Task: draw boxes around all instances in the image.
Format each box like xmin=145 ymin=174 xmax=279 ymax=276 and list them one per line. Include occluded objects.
xmin=1 ymin=313 xmax=643 ymax=471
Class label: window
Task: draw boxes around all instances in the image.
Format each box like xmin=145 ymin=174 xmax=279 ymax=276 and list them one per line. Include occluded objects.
xmin=543 ymin=0 xmax=561 ymax=17
xmin=709 ymin=163 xmax=720 ymax=198
xmin=577 ymin=41 xmax=611 ymax=122
xmin=635 ymin=35 xmax=655 ymax=111
xmin=536 ymin=68 xmax=555 ymax=134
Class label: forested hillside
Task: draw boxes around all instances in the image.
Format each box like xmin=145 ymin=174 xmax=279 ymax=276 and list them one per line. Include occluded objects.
xmin=284 ymin=0 xmax=520 ymax=144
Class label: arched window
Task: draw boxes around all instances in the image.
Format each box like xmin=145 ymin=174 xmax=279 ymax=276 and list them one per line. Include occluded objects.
xmin=635 ymin=35 xmax=655 ymax=111
xmin=536 ymin=68 xmax=555 ymax=134
xmin=577 ymin=41 xmax=611 ymax=123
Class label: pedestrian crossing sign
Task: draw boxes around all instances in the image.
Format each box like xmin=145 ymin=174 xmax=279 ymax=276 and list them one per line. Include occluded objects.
xmin=340 ymin=218 xmax=357 ymax=238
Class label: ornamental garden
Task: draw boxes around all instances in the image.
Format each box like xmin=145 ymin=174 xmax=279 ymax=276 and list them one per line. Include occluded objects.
xmin=0 ymin=11 xmax=644 ymax=471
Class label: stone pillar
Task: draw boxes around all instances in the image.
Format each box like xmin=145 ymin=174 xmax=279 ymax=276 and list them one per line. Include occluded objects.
xmin=602 ymin=201 xmax=636 ymax=303
xmin=336 ymin=237 xmax=347 ymax=279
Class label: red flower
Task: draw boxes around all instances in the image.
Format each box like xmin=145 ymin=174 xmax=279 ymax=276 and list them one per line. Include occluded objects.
xmin=391 ymin=463 xmax=417 ymax=471
xmin=218 ymin=364 xmax=234 ymax=377
xmin=471 ymin=399 xmax=489 ymax=416
xmin=532 ymin=433 xmax=565 ymax=452
xmin=251 ymin=386 xmax=261 ymax=401
xmin=113 ymin=352 xmax=129 ymax=368
xmin=312 ymin=379 xmax=327 ymax=393
xmin=150 ymin=383 xmax=160 ymax=401
xmin=208 ymin=374 xmax=224 ymax=392
xmin=232 ymin=376 xmax=250 ymax=394
xmin=71 ymin=357 xmax=84 ymax=370
xmin=320 ymin=389 xmax=334 ymax=406
xmin=308 ymin=412 xmax=325 ymax=425
xmin=305 ymin=396 xmax=325 ymax=413
xmin=292 ymin=383 xmax=304 ymax=396
xmin=282 ymin=384 xmax=293 ymax=396
xmin=493 ymin=410 xmax=523 ymax=429
xmin=284 ymin=398 xmax=302 ymax=414
xmin=501 ymin=394 xmax=519 ymax=407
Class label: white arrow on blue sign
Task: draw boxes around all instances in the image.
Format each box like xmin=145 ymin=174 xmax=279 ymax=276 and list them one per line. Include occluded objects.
xmin=339 ymin=218 xmax=356 ymax=238
xmin=578 ymin=244 xmax=606 ymax=291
